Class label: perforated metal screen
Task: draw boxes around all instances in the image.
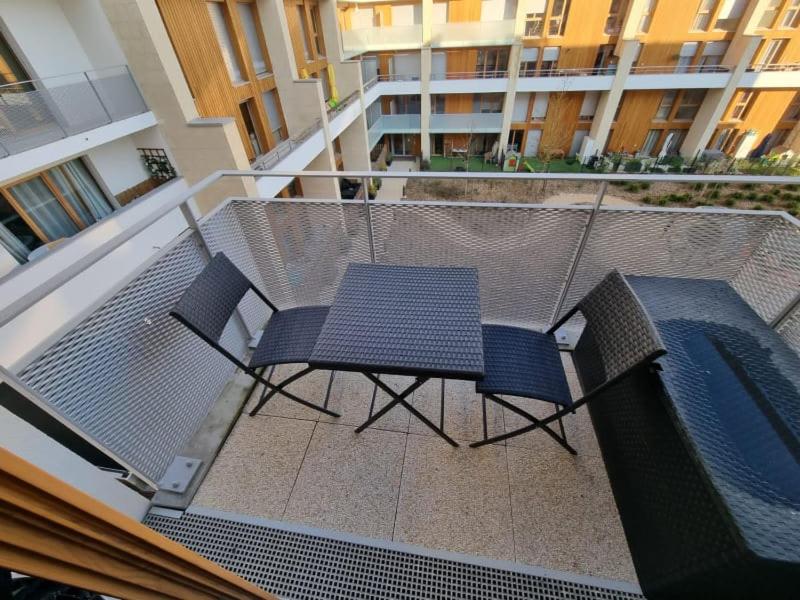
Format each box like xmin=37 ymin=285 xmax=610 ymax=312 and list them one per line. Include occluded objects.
xmin=145 ymin=509 xmax=644 ymax=600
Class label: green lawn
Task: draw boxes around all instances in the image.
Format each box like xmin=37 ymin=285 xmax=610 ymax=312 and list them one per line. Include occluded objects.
xmin=428 ymin=155 xmax=585 ymax=173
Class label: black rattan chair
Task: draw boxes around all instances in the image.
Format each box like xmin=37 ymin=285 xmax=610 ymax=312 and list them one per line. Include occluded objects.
xmin=471 ymin=269 xmax=665 ymax=449
xmin=170 ymin=252 xmax=339 ymax=418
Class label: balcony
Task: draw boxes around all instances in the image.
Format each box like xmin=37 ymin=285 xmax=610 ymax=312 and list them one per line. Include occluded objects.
xmin=627 ymin=64 xmax=731 ymax=90
xmin=0 ymin=66 xmax=148 ymax=157
xmin=431 ymin=19 xmax=516 ymax=48
xmin=740 ymin=63 xmax=800 ymax=88
xmin=430 ymin=112 xmax=503 ymax=132
xmin=517 ymin=66 xmax=615 ymax=92
xmin=4 ymin=170 xmax=800 ymax=599
xmin=341 ymin=25 xmax=422 ymax=57
xmin=368 ymin=114 xmax=422 ymax=148
xmin=430 ymin=71 xmax=509 ymax=94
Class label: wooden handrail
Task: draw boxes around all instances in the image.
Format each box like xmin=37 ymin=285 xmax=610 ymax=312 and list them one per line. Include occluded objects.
xmin=0 ymin=447 xmax=274 ymax=600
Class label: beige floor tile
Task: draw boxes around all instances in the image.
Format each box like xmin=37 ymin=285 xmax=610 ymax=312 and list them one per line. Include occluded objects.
xmin=507 ymin=446 xmax=637 ymax=583
xmin=247 ymin=364 xmax=332 ymax=421
xmin=193 ymin=415 xmax=315 ymax=519
xmin=320 ymin=372 xmax=411 ymax=433
xmin=393 ymin=434 xmax=514 ymax=561
xmin=408 ymin=378 xmax=504 ymax=443
xmin=283 ymin=422 xmax=406 ymax=540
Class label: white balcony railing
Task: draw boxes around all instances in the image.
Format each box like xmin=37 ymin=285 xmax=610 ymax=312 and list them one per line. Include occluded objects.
xmin=367 ymin=114 xmax=422 ymax=148
xmin=629 ymin=64 xmax=731 ymax=75
xmin=431 ymin=20 xmax=515 ymax=47
xmin=431 ymin=71 xmax=508 ymax=80
xmin=341 ymin=25 xmax=422 ymax=54
xmin=0 ymin=65 xmax=148 ymax=157
xmin=429 ymin=112 xmax=503 ymax=132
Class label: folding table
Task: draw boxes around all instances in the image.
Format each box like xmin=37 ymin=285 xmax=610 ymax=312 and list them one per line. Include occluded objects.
xmin=309 ymin=263 xmax=485 ymax=446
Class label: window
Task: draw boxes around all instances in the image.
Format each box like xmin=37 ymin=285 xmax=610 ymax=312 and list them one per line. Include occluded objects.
xmin=519 ymin=47 xmax=538 ymax=76
xmin=638 ymin=0 xmax=656 ymax=33
xmin=783 ymin=92 xmax=800 ymax=120
xmin=594 ymin=45 xmax=615 ymax=73
xmin=394 ymin=95 xmax=421 ymax=114
xmin=0 ymin=159 xmax=113 ymax=262
xmin=531 ymin=92 xmax=549 ymax=120
xmin=605 ymin=0 xmax=628 ymax=34
xmin=524 ymin=1 xmax=546 ymax=37
xmin=714 ymin=0 xmax=746 ymax=31
xmin=262 ymin=90 xmax=287 ymax=142
xmin=692 ymin=0 xmax=716 ymax=31
xmin=767 ymin=128 xmax=790 ymax=150
xmin=540 ymin=47 xmax=559 ymax=74
xmin=432 ymin=133 xmax=444 ymax=155
xmin=759 ymin=38 xmax=787 ymax=66
xmin=508 ymin=129 xmax=524 ymax=153
xmin=473 ymin=93 xmax=503 ymax=113
xmin=208 ymin=2 xmax=245 ymax=83
xmin=548 ymin=0 xmax=570 ymax=36
xmin=296 ymin=5 xmax=312 ymax=60
xmin=655 ymin=90 xmax=677 ymax=120
xmin=675 ymin=89 xmax=705 ymax=120
xmin=476 ymin=48 xmax=509 ymax=77
xmin=713 ymin=127 xmax=736 ymax=151
xmin=237 ymin=2 xmax=270 ymax=76
xmin=782 ymin=0 xmax=800 ymax=28
xmin=239 ymin=100 xmax=263 ymax=155
xmin=432 ymin=94 xmax=445 ymax=113
xmin=699 ymin=41 xmax=728 ymax=68
xmin=309 ymin=5 xmax=326 ymax=57
xmin=730 ymin=90 xmax=753 ymax=120
xmin=758 ymin=0 xmax=781 ymax=28
xmin=0 ymin=31 xmax=31 ymax=90
xmin=676 ymin=42 xmax=699 ymax=72
xmin=641 ymin=129 xmax=661 ymax=156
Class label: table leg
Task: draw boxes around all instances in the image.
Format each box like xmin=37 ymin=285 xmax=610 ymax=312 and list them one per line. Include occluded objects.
xmin=356 ymin=373 xmax=459 ymax=447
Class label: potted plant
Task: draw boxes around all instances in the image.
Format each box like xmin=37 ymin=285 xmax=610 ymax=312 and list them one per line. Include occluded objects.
xmin=385 ymin=152 xmax=394 ymax=166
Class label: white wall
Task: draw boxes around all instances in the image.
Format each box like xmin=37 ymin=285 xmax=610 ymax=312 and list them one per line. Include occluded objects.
xmin=86 ymin=136 xmax=150 ymax=195
xmin=58 ymin=0 xmax=126 ymax=71
xmin=0 ymin=0 xmax=92 ymax=78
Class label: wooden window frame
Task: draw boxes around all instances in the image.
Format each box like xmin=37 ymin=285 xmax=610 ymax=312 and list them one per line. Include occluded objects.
xmin=237 ymin=0 xmax=273 ymax=76
xmin=729 ymin=90 xmax=755 ymax=120
xmin=547 ymin=0 xmax=570 ymax=36
xmin=673 ymin=89 xmax=706 ymax=121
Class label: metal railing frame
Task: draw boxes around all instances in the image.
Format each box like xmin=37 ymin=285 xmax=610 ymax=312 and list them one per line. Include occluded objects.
xmin=2 ymin=169 xmax=798 ymax=332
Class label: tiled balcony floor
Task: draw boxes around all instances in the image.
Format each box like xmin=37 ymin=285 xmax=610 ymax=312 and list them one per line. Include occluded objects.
xmin=192 ymin=353 xmax=637 ymax=584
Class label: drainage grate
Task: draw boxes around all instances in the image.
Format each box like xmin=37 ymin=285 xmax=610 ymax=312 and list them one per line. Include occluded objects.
xmin=145 ymin=508 xmax=644 ymax=600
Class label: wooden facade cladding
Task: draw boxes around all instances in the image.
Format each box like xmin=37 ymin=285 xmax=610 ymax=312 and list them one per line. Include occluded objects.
xmin=156 ymin=0 xmax=287 ymax=161
xmin=0 ymin=447 xmax=274 ymax=600
xmin=284 ymin=0 xmax=329 ymax=77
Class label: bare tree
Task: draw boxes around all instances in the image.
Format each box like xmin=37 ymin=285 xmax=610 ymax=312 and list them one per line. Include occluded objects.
xmin=538 ymin=85 xmax=572 ymax=196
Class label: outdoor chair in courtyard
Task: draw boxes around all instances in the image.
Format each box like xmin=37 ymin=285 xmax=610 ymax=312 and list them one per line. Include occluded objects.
xmin=471 ymin=269 xmax=666 ymax=449
xmin=170 ymin=252 xmax=339 ymax=419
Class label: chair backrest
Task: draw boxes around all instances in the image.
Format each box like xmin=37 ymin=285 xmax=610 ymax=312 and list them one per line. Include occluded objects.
xmin=170 ymin=252 xmax=270 ymax=346
xmin=550 ymin=269 xmax=666 ymax=396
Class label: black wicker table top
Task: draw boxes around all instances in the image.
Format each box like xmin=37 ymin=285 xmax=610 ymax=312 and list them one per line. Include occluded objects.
xmin=309 ymin=263 xmax=484 ymax=379
xmin=627 ymin=276 xmax=800 ymax=564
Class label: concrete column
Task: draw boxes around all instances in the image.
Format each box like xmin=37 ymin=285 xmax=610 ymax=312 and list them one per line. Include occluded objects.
xmin=499 ymin=43 xmax=521 ymax=155
xmin=100 ymin=0 xmax=254 ymax=214
xmin=421 ymin=46 xmax=432 ymax=160
xmin=579 ymin=40 xmax=638 ymax=159
xmin=339 ymin=111 xmax=371 ymax=171
xmin=319 ymin=0 xmax=361 ymax=99
xmin=680 ymin=37 xmax=761 ymax=158
xmin=422 ymin=0 xmax=433 ymax=45
xmin=300 ymin=148 xmax=340 ymax=198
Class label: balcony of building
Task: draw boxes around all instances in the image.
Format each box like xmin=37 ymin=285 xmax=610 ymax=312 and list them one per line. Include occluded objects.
xmin=3 ymin=169 xmax=799 ymax=599
xmin=0 ymin=66 xmax=151 ymax=157
xmin=430 ymin=112 xmax=503 ymax=133
xmin=516 ymin=66 xmax=616 ymax=93
xmin=430 ymin=71 xmax=510 ymax=94
xmin=368 ymin=114 xmax=422 ymax=148
xmin=430 ymin=19 xmax=516 ymax=48
xmin=626 ymin=64 xmax=732 ymax=90
xmin=341 ymin=24 xmax=423 ymax=57
xmin=740 ymin=63 xmax=800 ymax=88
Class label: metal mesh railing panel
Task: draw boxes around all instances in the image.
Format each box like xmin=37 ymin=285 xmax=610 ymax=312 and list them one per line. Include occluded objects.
xmin=369 ymin=203 xmax=590 ymax=329
xmin=222 ymin=200 xmax=372 ymax=309
xmin=558 ymin=208 xmax=779 ymax=320
xmin=145 ymin=510 xmax=643 ymax=600
xmin=730 ymin=216 xmax=800 ymax=323
xmin=17 ymin=234 xmax=247 ymax=483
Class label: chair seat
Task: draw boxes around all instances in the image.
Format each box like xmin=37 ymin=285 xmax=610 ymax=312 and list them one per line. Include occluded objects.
xmin=476 ymin=324 xmax=573 ymax=407
xmin=249 ymin=306 xmax=330 ymax=367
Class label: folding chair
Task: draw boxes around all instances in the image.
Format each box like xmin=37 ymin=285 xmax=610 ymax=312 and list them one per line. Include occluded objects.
xmin=170 ymin=252 xmax=339 ymax=418
xmin=470 ymin=269 xmax=666 ymax=449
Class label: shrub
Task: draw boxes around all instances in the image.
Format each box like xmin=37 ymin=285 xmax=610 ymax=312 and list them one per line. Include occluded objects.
xmin=667 ymin=193 xmax=682 ymax=203
xmin=667 ymin=166 xmax=682 ymax=173
xmin=693 ymin=182 xmax=704 ymax=191
xmin=746 ymin=192 xmax=758 ymax=201
xmin=623 ymin=182 xmax=639 ymax=192
xmin=420 ymin=159 xmax=431 ymax=171
xmin=641 ymin=196 xmax=652 ymax=204
xmin=759 ymin=193 xmax=773 ymax=203
xmin=610 ymin=180 xmax=625 ymax=186
xmin=781 ymin=192 xmax=797 ymax=202
xmin=624 ymin=159 xmax=643 ymax=173
xmin=723 ymin=198 xmax=736 ymax=207
xmin=729 ymin=191 xmax=743 ymax=200
xmin=784 ymin=184 xmax=798 ymax=191
xmin=640 ymin=182 xmax=651 ymax=190
xmin=385 ymin=152 xmax=394 ymax=165
xmin=565 ymin=157 xmax=577 ymax=165
xmin=740 ymin=183 xmax=755 ymax=190
xmin=657 ymin=197 xmax=668 ymax=206
xmin=708 ymin=190 xmax=720 ymax=199
xmin=753 ymin=204 xmax=764 ymax=210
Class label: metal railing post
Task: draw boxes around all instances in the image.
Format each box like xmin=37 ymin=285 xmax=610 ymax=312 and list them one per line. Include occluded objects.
xmin=362 ymin=176 xmax=376 ymax=263
xmin=770 ymin=290 xmax=800 ymax=330
xmin=85 ymin=71 xmax=113 ymax=124
xmin=550 ymin=180 xmax=607 ymax=325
